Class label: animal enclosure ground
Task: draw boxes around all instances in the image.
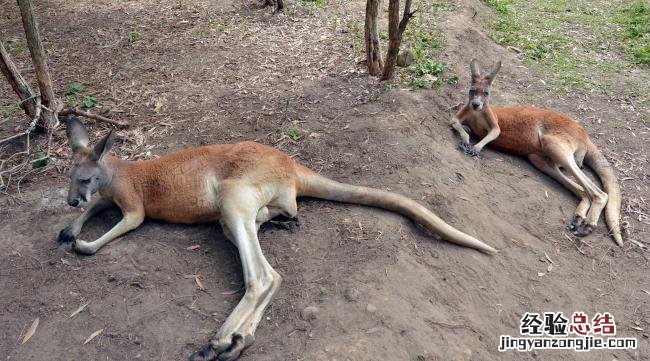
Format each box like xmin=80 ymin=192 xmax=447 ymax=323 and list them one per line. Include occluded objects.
xmin=0 ymin=0 xmax=648 ymax=360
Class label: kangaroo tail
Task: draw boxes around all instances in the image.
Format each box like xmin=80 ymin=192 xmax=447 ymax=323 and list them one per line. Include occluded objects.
xmin=584 ymin=143 xmax=623 ymax=246
xmin=295 ymin=166 xmax=497 ymax=254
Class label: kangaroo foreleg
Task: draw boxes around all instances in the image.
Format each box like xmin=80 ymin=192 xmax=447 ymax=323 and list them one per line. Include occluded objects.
xmin=58 ymin=198 xmax=114 ymax=244
xmin=450 ymin=106 xmax=471 ymax=146
xmin=471 ymin=107 xmax=501 ymax=155
xmin=73 ymin=211 xmax=144 ymax=255
xmin=472 ymin=127 xmax=501 ymax=154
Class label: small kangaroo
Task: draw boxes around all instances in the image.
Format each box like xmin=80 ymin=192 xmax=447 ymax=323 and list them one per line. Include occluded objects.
xmin=450 ymin=59 xmax=623 ymax=246
xmin=59 ymin=116 xmax=495 ymax=361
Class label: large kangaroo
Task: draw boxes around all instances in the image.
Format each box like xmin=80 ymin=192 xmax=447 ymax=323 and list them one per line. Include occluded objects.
xmin=59 ymin=116 xmax=495 ymax=361
xmin=450 ymin=59 xmax=623 ymax=246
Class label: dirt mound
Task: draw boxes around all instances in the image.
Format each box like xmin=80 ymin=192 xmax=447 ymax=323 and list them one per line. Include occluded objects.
xmin=0 ymin=0 xmax=647 ymax=360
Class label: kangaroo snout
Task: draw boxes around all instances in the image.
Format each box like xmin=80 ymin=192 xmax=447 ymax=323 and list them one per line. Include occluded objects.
xmin=67 ymin=190 xmax=88 ymax=207
xmin=471 ymin=101 xmax=482 ymax=110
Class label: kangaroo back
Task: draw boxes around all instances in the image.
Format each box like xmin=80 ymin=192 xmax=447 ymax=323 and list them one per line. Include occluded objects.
xmin=295 ymin=166 xmax=497 ymax=254
xmin=584 ymin=143 xmax=623 ymax=245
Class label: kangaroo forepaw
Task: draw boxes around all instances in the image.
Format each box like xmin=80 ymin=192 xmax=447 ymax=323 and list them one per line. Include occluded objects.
xmin=58 ymin=227 xmax=77 ymax=244
xmin=458 ymin=141 xmax=480 ymax=157
xmin=190 ymin=334 xmax=245 ymax=361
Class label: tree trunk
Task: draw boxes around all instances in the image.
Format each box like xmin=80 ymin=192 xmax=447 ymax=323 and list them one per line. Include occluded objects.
xmin=0 ymin=40 xmax=36 ymax=117
xmin=17 ymin=0 xmax=59 ymax=130
xmin=365 ymin=0 xmax=383 ymax=76
xmin=380 ymin=0 xmax=413 ymax=81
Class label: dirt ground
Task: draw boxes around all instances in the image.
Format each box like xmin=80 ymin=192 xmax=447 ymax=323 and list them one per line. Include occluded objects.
xmin=0 ymin=0 xmax=648 ymax=360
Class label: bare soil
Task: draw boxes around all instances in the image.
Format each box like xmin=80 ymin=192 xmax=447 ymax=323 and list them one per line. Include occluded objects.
xmin=0 ymin=0 xmax=648 ymax=360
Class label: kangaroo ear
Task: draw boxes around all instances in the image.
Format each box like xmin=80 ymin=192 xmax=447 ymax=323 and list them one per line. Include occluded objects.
xmin=486 ymin=61 xmax=502 ymax=83
xmin=470 ymin=59 xmax=481 ymax=79
xmin=66 ymin=116 xmax=89 ymax=153
xmin=91 ymin=129 xmax=115 ymax=162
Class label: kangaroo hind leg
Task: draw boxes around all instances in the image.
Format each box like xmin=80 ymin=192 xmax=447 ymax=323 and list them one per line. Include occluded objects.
xmin=528 ymin=154 xmax=591 ymax=230
xmin=191 ymin=185 xmax=282 ymax=361
xmin=542 ymin=137 xmax=608 ymax=237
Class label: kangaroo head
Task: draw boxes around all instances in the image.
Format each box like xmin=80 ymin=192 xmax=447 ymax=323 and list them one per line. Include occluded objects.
xmin=467 ymin=59 xmax=501 ymax=111
xmin=65 ymin=116 xmax=115 ymax=208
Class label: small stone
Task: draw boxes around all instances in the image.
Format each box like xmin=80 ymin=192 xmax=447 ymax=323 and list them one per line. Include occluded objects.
xmin=301 ymin=306 xmax=319 ymax=321
xmin=397 ymin=49 xmax=415 ymax=67
xmin=295 ymin=320 xmax=310 ymax=331
xmin=366 ymin=303 xmax=377 ymax=313
xmin=344 ymin=287 xmax=360 ymax=302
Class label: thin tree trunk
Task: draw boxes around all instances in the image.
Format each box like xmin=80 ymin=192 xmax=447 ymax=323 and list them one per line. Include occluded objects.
xmin=380 ymin=0 xmax=414 ymax=81
xmin=365 ymin=0 xmax=383 ymax=76
xmin=0 ymin=40 xmax=36 ymax=117
xmin=17 ymin=0 xmax=59 ymax=130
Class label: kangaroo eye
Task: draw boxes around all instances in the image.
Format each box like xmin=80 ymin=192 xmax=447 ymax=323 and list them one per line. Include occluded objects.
xmin=80 ymin=178 xmax=91 ymax=184
xmin=484 ymin=91 xmax=490 ymax=95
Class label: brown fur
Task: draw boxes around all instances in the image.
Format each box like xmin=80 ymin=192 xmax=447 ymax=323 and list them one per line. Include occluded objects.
xmin=60 ymin=117 xmax=496 ymax=361
xmin=451 ymin=59 xmax=623 ymax=246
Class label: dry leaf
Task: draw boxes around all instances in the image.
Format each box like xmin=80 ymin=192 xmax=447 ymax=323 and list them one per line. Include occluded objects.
xmin=186 ymin=245 xmax=201 ymax=251
xmin=21 ymin=317 xmax=39 ymax=345
xmin=630 ymin=326 xmax=644 ymax=331
xmin=84 ymin=328 xmax=104 ymax=344
xmin=70 ymin=303 xmax=89 ymax=318
xmin=544 ymin=252 xmax=554 ymax=264
xmin=538 ymin=272 xmax=546 ymax=277
xmin=154 ymin=98 xmax=165 ymax=113
xmin=547 ymin=264 xmax=553 ymax=272
xmin=194 ymin=276 xmax=205 ymax=291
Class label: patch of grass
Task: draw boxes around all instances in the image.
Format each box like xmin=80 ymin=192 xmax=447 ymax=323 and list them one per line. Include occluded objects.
xmin=80 ymin=96 xmax=97 ymax=110
xmin=411 ymin=59 xmax=444 ymax=77
xmin=611 ymin=118 xmax=626 ymax=129
xmin=32 ymin=155 xmax=48 ymax=169
xmin=286 ymin=126 xmax=301 ymax=141
xmin=125 ymin=31 xmax=140 ymax=43
xmin=4 ymin=40 xmax=26 ymax=55
xmin=65 ymin=82 xmax=98 ymax=109
xmin=616 ymin=1 xmax=649 ymax=39
xmin=616 ymin=1 xmax=650 ymax=65
xmin=66 ymin=83 xmax=85 ymax=96
xmin=193 ymin=17 xmax=241 ymax=38
xmin=346 ymin=19 xmax=364 ymax=58
xmin=1 ymin=104 xmax=20 ymax=118
xmin=483 ymin=0 xmax=650 ymax=97
xmin=319 ymin=287 xmax=329 ymax=296
xmin=331 ymin=15 xmax=340 ymax=30
xmin=302 ymin=0 xmax=326 ymax=7
xmin=484 ymin=0 xmax=515 ymax=14
xmin=398 ymin=1 xmax=457 ymax=89
xmin=633 ymin=44 xmax=650 ymax=64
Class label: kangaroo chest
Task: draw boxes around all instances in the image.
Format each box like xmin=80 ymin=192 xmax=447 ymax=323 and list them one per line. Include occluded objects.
xmin=464 ymin=112 xmax=490 ymax=138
